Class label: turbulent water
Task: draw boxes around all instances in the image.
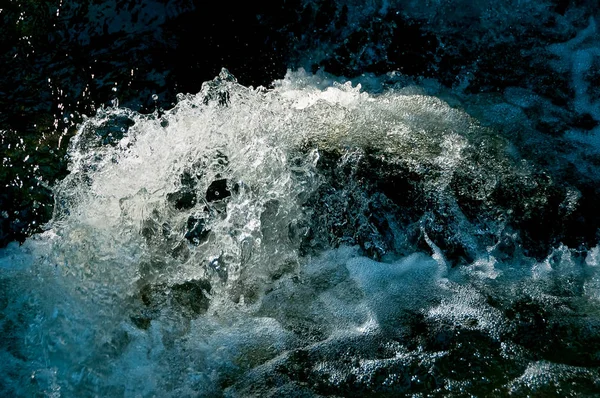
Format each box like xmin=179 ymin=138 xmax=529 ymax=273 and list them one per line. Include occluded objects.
xmin=3 ymin=1 xmax=600 ymax=396
xmin=1 ymin=67 xmax=600 ymax=396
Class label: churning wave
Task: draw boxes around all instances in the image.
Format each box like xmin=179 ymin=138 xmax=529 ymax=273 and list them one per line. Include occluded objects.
xmin=1 ymin=68 xmax=600 ymax=397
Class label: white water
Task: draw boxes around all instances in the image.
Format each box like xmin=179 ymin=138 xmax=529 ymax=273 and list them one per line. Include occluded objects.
xmin=1 ymin=69 xmax=600 ymax=396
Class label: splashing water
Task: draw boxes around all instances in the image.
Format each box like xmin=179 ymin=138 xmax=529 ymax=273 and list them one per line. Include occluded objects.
xmin=1 ymin=69 xmax=600 ymax=396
